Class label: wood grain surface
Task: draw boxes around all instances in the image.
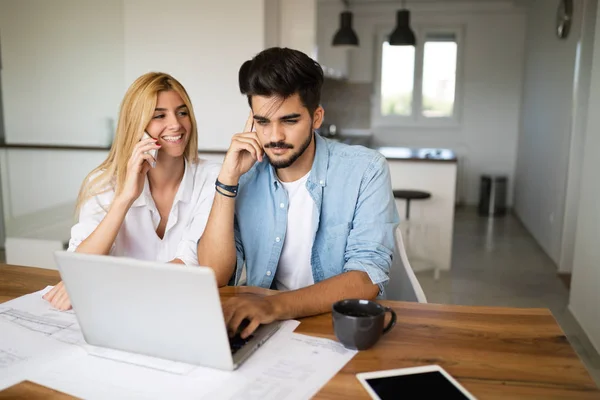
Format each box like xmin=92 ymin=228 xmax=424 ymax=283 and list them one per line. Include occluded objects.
xmin=1 ymin=264 xmax=598 ymax=399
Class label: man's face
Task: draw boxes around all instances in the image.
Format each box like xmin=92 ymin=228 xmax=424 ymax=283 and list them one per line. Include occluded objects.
xmin=251 ymin=93 xmax=323 ymax=169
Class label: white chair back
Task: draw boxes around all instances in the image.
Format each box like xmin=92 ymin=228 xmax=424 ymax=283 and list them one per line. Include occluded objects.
xmin=386 ymin=226 xmax=427 ymax=303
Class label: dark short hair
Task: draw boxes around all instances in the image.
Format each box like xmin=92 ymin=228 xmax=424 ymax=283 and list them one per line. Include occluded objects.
xmin=239 ymin=47 xmax=324 ymax=115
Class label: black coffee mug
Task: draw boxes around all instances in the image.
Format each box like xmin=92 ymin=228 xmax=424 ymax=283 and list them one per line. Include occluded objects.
xmin=332 ymin=299 xmax=397 ymax=350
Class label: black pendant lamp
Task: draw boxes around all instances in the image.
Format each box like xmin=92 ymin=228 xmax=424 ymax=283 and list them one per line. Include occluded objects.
xmin=389 ymin=2 xmax=416 ymax=46
xmin=332 ymin=1 xmax=359 ymax=47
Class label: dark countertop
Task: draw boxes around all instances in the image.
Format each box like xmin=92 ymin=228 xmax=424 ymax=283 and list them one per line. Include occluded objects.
xmin=323 ymin=134 xmax=457 ymax=163
xmin=0 ymin=143 xmax=228 ymax=155
xmin=0 ymin=143 xmax=111 ymax=151
xmin=377 ymin=147 xmax=457 ymax=163
xmin=0 ymin=141 xmax=456 ymax=162
xmin=326 ymin=134 xmax=373 ymax=148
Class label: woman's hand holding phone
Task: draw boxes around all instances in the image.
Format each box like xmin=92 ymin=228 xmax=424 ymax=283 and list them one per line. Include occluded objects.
xmin=116 ymin=134 xmax=160 ymax=205
xmin=142 ymin=132 xmax=159 ymax=166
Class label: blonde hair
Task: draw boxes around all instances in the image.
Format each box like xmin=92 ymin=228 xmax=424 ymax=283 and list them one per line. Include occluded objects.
xmin=75 ymin=72 xmax=199 ymax=215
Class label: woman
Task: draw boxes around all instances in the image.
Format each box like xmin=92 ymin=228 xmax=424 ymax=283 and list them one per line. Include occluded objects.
xmin=44 ymin=72 xmax=220 ymax=310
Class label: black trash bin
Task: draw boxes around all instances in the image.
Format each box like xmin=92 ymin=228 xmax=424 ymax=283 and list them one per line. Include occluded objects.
xmin=478 ymin=175 xmax=507 ymax=217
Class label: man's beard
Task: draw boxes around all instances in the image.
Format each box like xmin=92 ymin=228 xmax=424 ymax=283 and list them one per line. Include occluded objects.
xmin=265 ymin=129 xmax=314 ymax=170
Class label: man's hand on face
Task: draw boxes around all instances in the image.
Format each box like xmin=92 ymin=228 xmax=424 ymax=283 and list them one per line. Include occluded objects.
xmin=223 ymin=295 xmax=281 ymax=339
xmin=219 ymin=112 xmax=264 ymax=186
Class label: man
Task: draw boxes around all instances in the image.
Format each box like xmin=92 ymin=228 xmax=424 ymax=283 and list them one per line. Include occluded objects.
xmin=198 ymin=47 xmax=399 ymax=338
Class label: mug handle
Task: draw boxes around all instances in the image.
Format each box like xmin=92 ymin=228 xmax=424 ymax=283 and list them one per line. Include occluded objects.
xmin=382 ymin=307 xmax=397 ymax=334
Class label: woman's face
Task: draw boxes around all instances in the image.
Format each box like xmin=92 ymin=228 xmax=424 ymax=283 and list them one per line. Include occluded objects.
xmin=145 ymin=90 xmax=192 ymax=158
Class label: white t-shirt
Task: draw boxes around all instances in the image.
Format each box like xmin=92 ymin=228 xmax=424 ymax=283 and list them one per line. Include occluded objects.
xmin=68 ymin=158 xmax=220 ymax=266
xmin=275 ymin=172 xmax=316 ymax=291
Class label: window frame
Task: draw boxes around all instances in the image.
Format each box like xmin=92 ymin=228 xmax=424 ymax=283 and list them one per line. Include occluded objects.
xmin=372 ymin=25 xmax=465 ymax=128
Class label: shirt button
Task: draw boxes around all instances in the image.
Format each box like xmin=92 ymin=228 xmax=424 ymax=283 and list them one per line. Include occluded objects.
xmin=275 ymin=237 xmax=281 ymax=242
xmin=266 ymin=271 xmax=272 ymax=276
xmin=279 ymin=203 xmax=285 ymax=208
xmin=319 ymin=180 xmax=325 ymax=186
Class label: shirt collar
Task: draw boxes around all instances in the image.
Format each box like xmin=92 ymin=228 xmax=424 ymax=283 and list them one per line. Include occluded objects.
xmin=268 ymin=133 xmax=329 ymax=190
xmin=308 ymin=133 xmax=329 ymax=188
xmin=175 ymin=158 xmax=194 ymax=204
xmin=130 ymin=158 xmax=193 ymax=207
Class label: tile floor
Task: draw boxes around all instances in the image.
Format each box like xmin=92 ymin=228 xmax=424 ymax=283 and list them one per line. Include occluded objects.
xmin=411 ymin=207 xmax=600 ymax=387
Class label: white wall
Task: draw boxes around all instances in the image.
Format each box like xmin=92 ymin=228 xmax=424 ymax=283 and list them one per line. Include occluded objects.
xmin=0 ymin=150 xmax=107 ymax=220
xmin=123 ymin=0 xmax=264 ymax=151
xmin=265 ymin=0 xmax=319 ymax=60
xmin=279 ymin=0 xmax=316 ymax=58
xmin=569 ymin=1 xmax=600 ymax=356
xmin=0 ymin=0 xmax=265 ymax=150
xmin=560 ymin=0 xmax=597 ymax=273
xmin=514 ymin=0 xmax=584 ymax=265
xmin=318 ymin=1 xmax=527 ymax=205
xmin=0 ymin=0 xmax=266 ymax=224
xmin=264 ymin=0 xmax=281 ymax=48
xmin=0 ymin=0 xmax=124 ymax=146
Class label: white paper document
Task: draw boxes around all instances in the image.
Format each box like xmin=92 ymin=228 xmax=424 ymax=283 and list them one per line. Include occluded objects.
xmin=211 ymin=333 xmax=358 ymax=400
xmin=28 ymin=321 xmax=300 ymax=399
xmin=1 ymin=288 xmax=357 ymax=399
xmin=30 ymin=330 xmax=356 ymax=400
xmin=82 ymin=320 xmax=301 ymax=376
xmin=30 ymin=352 xmax=232 ymax=400
xmin=0 ymin=286 xmax=84 ymax=345
xmin=0 ymin=319 xmax=84 ymax=390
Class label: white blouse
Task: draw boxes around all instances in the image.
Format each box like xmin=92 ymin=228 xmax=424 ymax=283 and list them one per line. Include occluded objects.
xmin=68 ymin=158 xmax=221 ymax=266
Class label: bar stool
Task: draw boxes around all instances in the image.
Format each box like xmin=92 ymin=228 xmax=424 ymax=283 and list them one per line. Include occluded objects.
xmin=393 ymin=190 xmax=431 ymax=220
xmin=393 ymin=190 xmax=439 ymax=279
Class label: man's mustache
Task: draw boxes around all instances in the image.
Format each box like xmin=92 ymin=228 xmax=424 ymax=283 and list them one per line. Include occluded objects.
xmin=264 ymin=141 xmax=294 ymax=149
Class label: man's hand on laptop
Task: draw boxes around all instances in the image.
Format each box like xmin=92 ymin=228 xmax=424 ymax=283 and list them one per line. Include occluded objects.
xmin=223 ymin=295 xmax=280 ymax=339
xmin=42 ymin=281 xmax=72 ymax=311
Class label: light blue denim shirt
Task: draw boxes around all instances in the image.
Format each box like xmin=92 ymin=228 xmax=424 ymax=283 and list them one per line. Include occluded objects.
xmin=231 ymin=133 xmax=400 ymax=296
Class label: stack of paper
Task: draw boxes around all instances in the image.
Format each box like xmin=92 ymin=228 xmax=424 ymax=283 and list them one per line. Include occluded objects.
xmin=0 ymin=288 xmax=357 ymax=399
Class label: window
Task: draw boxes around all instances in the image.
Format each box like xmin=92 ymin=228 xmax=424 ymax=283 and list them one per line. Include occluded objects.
xmin=381 ymin=43 xmax=415 ymax=116
xmin=374 ymin=28 xmax=462 ymax=126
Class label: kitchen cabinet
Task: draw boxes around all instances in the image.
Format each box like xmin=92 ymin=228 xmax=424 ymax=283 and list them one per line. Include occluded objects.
xmin=380 ymin=147 xmax=458 ymax=271
xmin=280 ymin=0 xmax=317 ymax=58
xmin=265 ymin=0 xmax=348 ymax=79
xmin=265 ymin=0 xmax=317 ymax=59
xmin=316 ymin=1 xmax=349 ymax=79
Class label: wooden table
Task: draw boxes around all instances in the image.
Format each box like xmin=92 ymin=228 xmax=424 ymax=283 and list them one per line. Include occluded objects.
xmin=1 ymin=264 xmax=599 ymax=399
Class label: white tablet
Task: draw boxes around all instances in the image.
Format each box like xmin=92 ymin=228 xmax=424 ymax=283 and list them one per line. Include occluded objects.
xmin=356 ymin=365 xmax=477 ymax=400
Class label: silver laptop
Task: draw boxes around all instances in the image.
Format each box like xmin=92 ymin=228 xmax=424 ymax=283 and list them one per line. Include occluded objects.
xmin=54 ymin=251 xmax=281 ymax=371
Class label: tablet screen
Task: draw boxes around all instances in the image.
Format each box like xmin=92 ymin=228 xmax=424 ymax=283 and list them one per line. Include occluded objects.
xmin=365 ymin=371 xmax=471 ymax=400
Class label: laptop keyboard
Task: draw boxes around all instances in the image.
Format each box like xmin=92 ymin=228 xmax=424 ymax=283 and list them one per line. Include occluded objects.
xmin=229 ymin=319 xmax=255 ymax=355
xmin=229 ymin=333 xmax=254 ymax=354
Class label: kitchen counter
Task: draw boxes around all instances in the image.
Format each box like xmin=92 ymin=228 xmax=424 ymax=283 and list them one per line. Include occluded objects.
xmin=1 ymin=140 xmax=457 ymax=163
xmin=323 ymin=134 xmax=373 ymax=148
xmin=0 ymin=143 xmax=229 ymax=155
xmin=384 ymin=149 xmax=458 ymax=271
xmin=321 ymin=134 xmax=457 ymax=163
xmin=377 ymin=147 xmax=457 ymax=162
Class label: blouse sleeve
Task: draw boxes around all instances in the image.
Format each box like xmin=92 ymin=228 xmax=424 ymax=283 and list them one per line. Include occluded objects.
xmin=174 ymin=162 xmax=220 ymax=266
xmin=67 ymin=192 xmax=113 ymax=253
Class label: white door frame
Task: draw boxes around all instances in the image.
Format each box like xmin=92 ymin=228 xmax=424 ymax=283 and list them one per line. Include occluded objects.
xmin=559 ymin=0 xmax=598 ymax=273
